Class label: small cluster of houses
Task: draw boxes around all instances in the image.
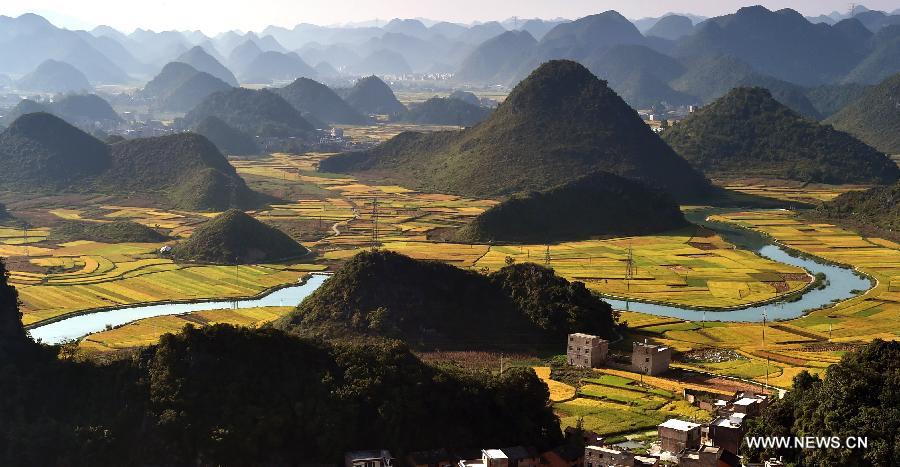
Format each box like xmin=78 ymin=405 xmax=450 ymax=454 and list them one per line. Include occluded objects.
xmin=566 ymin=333 xmax=672 ymax=376
xmin=564 ymin=334 xmax=783 ymax=467
xmin=345 ymin=444 xmax=584 ymax=467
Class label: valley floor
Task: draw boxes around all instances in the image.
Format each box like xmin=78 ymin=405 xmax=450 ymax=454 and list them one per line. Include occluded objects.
xmin=2 ymin=151 xmax=897 ymax=440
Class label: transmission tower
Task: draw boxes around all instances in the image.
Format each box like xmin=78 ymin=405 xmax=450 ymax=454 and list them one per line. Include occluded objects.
xmin=623 ymin=245 xmax=636 ymax=311
xmin=624 ymin=244 xmax=635 ymax=291
xmin=544 ymin=244 xmax=551 ymax=266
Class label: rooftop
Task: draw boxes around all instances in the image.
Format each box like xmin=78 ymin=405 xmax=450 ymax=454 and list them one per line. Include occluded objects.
xmin=483 ymin=449 xmax=507 ymax=460
xmin=734 ymin=397 xmax=759 ymax=406
xmin=659 ymin=418 xmax=701 ymax=431
xmin=347 ymin=450 xmax=392 ymax=461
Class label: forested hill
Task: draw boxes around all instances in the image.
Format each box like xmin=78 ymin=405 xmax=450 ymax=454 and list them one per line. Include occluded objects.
xmin=662 ymin=87 xmax=899 ymax=184
xmin=320 ymin=60 xmax=712 ymax=202
xmin=171 ymin=209 xmax=308 ymax=264
xmin=274 ymin=250 xmax=618 ymax=348
xmin=0 ymin=259 xmax=562 ymax=464
xmin=0 ymin=113 xmax=261 ymax=210
xmin=811 ymin=181 xmax=900 ymax=240
xmin=456 ymin=171 xmax=688 ymax=243
xmin=827 ymin=73 xmax=900 ymax=154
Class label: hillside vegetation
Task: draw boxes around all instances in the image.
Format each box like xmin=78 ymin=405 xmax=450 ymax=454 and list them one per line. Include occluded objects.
xmin=342 ymin=75 xmax=407 ymax=116
xmin=274 ymin=77 xmax=368 ymax=124
xmin=191 ymin=116 xmax=260 ymax=156
xmin=171 ymin=209 xmax=308 ymax=264
xmin=274 ymin=250 xmax=617 ymax=348
xmin=827 ymin=72 xmax=900 ymax=154
xmin=742 ymin=340 xmax=900 ymax=466
xmin=812 ymin=181 xmax=900 ymax=239
xmin=50 ymin=221 xmax=167 ymax=243
xmin=403 ymin=97 xmax=491 ymax=126
xmin=663 ymin=87 xmax=899 ymax=184
xmin=0 ymin=258 xmax=561 ymax=464
xmin=184 ymin=87 xmax=314 ymax=138
xmin=321 ymin=60 xmax=711 ymax=201
xmin=0 ymin=113 xmax=261 ymax=210
xmin=456 ymin=172 xmax=688 ymax=243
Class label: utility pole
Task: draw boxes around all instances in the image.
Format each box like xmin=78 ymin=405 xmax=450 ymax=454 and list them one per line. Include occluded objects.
xmin=371 ymin=196 xmax=379 ymax=247
xmin=763 ymin=308 xmax=769 ymax=392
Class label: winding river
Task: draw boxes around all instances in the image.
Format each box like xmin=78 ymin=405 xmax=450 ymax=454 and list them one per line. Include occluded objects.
xmin=28 ymin=209 xmax=874 ymax=345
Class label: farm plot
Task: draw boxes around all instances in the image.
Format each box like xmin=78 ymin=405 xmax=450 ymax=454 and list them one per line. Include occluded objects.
xmin=632 ymin=209 xmax=900 ymax=388
xmin=79 ymin=306 xmax=294 ymax=352
xmin=536 ymin=367 xmax=711 ymax=436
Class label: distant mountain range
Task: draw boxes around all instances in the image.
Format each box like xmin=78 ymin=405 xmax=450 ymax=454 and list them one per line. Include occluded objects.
xmin=1 ymin=7 xmax=899 ymax=111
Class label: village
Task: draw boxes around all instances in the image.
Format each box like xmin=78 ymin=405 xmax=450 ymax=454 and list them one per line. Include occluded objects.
xmin=341 ymin=333 xmax=785 ymax=467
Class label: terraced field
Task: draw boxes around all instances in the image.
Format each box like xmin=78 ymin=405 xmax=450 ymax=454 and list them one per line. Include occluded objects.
xmin=534 ymin=366 xmax=712 ymax=437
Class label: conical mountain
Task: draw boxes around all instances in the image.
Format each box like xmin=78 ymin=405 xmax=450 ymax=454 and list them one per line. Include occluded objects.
xmin=456 ymin=171 xmax=688 ymax=243
xmin=0 ymin=112 xmax=110 ymax=189
xmin=238 ymin=51 xmax=317 ymax=84
xmin=184 ymin=87 xmax=314 ymax=138
xmin=141 ymin=62 xmax=232 ymax=112
xmin=827 ymin=73 xmax=900 ymax=154
xmin=176 ymin=46 xmax=239 ymax=86
xmin=171 ymin=209 xmax=308 ymax=264
xmin=454 ymin=30 xmax=537 ymax=84
xmin=228 ymin=39 xmax=263 ymax=71
xmin=191 ymin=116 xmax=260 ymax=156
xmin=17 ymin=59 xmax=91 ymax=93
xmin=0 ymin=113 xmax=260 ymax=210
xmin=343 ymin=76 xmax=407 ymax=116
xmin=273 ymin=77 xmax=368 ymax=124
xmin=321 ymin=60 xmax=711 ymax=201
xmin=663 ymin=87 xmax=899 ymax=184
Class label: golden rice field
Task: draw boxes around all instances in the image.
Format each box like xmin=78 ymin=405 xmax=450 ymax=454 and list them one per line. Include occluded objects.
xmin=79 ymin=306 xmax=294 ymax=352
xmin=718 ymin=181 xmax=870 ymax=204
xmin=629 ymin=210 xmax=900 ymax=388
xmin=334 ymin=123 xmax=462 ymax=143
xmin=238 ymin=154 xmax=812 ymax=309
xmin=4 ymin=238 xmax=321 ymax=325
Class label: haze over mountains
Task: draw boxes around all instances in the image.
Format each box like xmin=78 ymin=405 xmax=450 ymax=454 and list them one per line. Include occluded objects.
xmin=0 ymin=4 xmax=896 ymax=107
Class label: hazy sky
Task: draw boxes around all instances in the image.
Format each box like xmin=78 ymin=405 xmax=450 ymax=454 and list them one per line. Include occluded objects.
xmin=5 ymin=0 xmax=900 ymax=34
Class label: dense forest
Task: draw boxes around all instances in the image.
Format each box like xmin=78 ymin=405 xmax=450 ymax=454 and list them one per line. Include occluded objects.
xmin=274 ymin=250 xmax=618 ymax=348
xmin=741 ymin=340 xmax=900 ymax=466
xmin=0 ymin=259 xmax=563 ymax=465
xmin=456 ymin=171 xmax=688 ymax=243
